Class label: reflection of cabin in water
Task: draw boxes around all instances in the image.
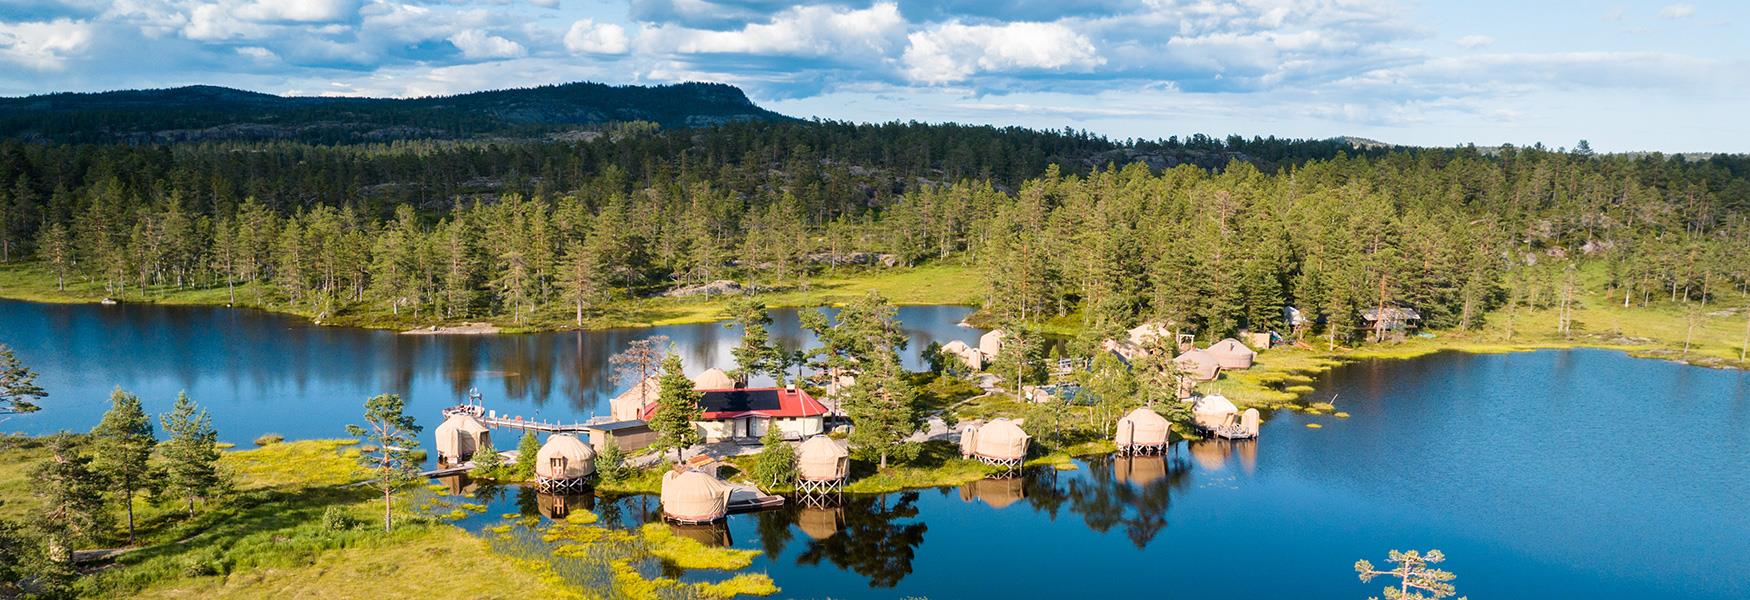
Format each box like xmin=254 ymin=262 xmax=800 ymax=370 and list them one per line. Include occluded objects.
xmin=959 ymin=477 xmax=1026 ymax=510
xmin=537 ymin=492 xmax=594 ymax=520
xmin=1362 ymin=306 xmax=1422 ymax=341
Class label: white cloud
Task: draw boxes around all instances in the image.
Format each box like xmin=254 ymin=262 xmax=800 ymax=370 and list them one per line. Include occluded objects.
xmin=564 ymin=19 xmax=629 ymax=54
xmin=235 ymin=46 xmax=277 ymax=61
xmin=1659 ymin=4 xmax=1694 ymax=19
xmin=233 ymin=0 xmax=360 ymax=23
xmin=903 ymin=21 xmax=1103 ymax=84
xmin=449 ymin=29 xmax=525 ymax=59
xmin=1456 ymin=35 xmax=1493 ymax=49
xmin=0 ymin=19 xmax=94 ymax=70
xmin=639 ymin=2 xmax=904 ymax=57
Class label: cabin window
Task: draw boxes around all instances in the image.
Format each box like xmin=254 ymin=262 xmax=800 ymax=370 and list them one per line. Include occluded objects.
xmin=551 ymin=457 xmax=567 ymax=472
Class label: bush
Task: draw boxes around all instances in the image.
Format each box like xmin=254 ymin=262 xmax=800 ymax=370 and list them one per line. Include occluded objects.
xmin=517 ymin=431 xmax=540 ymax=478
xmin=254 ymin=433 xmax=285 ymax=446
xmin=748 ymin=427 xmax=796 ymax=488
xmin=321 ymin=506 xmax=360 ymax=531
xmin=597 ymin=443 xmax=627 ymax=483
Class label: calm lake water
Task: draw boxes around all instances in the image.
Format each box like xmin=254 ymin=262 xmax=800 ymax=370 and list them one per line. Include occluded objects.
xmin=4 ymin=299 xmax=1749 ymax=598
xmin=0 ymin=298 xmax=982 ymax=443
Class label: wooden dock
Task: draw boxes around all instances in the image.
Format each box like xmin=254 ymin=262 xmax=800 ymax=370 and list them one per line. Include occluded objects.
xmin=443 ymin=403 xmax=595 ymax=434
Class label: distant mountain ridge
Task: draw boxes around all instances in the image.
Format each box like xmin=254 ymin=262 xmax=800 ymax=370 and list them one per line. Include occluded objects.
xmin=0 ymin=81 xmax=789 ymax=143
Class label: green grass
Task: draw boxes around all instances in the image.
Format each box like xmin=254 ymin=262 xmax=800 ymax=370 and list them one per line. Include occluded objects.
xmin=0 ymin=260 xmax=984 ymax=333
xmin=843 ymin=440 xmax=1012 ymax=494
xmin=0 ymin=437 xmax=580 ymax=598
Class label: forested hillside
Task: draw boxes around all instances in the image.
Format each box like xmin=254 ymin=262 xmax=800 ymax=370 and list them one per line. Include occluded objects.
xmin=0 ymin=101 xmax=1746 ymax=344
xmin=0 ymin=82 xmax=785 ymax=143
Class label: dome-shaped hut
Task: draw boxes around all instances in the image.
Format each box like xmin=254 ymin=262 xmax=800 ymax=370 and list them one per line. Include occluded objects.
xmin=941 ymin=340 xmax=985 ymax=370
xmin=1174 ymin=349 xmax=1222 ymax=382
xmin=1192 ymin=395 xmax=1238 ymax=432
xmin=960 ymin=419 xmax=1030 ymax=467
xmin=435 ymin=413 xmax=492 ymax=464
xmin=661 ymin=468 xmax=732 ymax=523
xmin=1127 ymin=322 xmax=1173 ymax=347
xmin=978 ymin=329 xmax=1006 ymax=357
xmin=796 ymin=436 xmax=850 ymax=493
xmin=692 ymin=367 xmax=737 ymax=390
xmin=535 ymin=434 xmax=597 ymax=492
xmin=610 ymin=376 xmax=661 ymax=421
xmin=1114 ymin=407 xmax=1171 ymax=455
xmin=1207 ymin=338 xmax=1256 ymax=370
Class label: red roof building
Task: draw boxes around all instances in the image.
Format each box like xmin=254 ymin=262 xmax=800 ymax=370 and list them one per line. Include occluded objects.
xmin=638 ymin=386 xmax=829 ymax=421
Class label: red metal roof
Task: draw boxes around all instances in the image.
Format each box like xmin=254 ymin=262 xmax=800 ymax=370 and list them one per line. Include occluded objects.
xmin=638 ymin=387 xmax=828 ymax=421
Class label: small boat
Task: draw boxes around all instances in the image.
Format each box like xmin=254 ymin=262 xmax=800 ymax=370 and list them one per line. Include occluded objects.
xmin=726 ymin=486 xmax=785 ymax=513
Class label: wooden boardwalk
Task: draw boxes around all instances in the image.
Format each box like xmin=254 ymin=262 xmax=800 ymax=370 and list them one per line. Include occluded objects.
xmin=443 ymin=402 xmax=596 ymax=434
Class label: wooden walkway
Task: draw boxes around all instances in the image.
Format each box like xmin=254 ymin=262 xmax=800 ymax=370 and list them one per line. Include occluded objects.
xmin=475 ymin=413 xmax=593 ymax=433
xmin=443 ymin=403 xmax=595 ymax=433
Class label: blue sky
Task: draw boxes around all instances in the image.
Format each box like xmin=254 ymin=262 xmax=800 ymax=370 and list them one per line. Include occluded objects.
xmin=0 ymin=0 xmax=1745 ymax=151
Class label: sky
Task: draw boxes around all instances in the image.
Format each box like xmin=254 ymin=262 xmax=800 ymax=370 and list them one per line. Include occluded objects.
xmin=0 ymin=0 xmax=1745 ymax=152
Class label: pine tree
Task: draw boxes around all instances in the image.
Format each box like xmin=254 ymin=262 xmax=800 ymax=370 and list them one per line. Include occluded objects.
xmin=33 ymin=434 xmax=108 ymax=566
xmin=725 ymin=297 xmax=779 ymax=384
xmin=346 ymin=393 xmax=423 ymax=532
xmin=597 ymin=442 xmax=627 ymax=484
xmin=1355 ymin=549 xmax=1465 ymax=600
xmin=841 ymin=352 xmax=919 ymax=469
xmin=651 ymin=354 xmax=703 ymax=463
xmin=91 ymin=387 xmax=155 ymax=544
xmin=36 ymin=223 xmax=71 ymax=291
xmin=610 ymin=335 xmax=670 ymax=408
xmin=517 ymin=430 xmax=541 ymax=478
xmin=0 ymin=344 xmax=46 ymax=416
xmin=159 ymin=392 xmax=221 ymax=517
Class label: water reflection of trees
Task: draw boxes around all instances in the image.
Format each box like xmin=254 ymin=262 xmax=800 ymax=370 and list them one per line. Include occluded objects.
xmin=795 ymin=492 xmax=928 ymax=588
xmin=1039 ymin=455 xmax=1191 ymax=549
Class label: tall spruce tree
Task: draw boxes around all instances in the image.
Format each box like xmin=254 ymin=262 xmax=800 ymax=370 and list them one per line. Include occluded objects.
xmin=91 ymin=387 xmax=155 ymax=544
xmin=159 ymin=392 xmax=221 ymax=517
xmin=651 ymin=354 xmax=703 ymax=463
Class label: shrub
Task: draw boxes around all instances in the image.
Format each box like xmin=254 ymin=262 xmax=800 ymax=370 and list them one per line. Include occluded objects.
xmin=597 ymin=443 xmax=627 ymax=483
xmin=321 ymin=506 xmax=360 ymax=531
xmin=254 ymin=433 xmax=285 ymax=446
xmin=748 ymin=427 xmax=796 ymax=488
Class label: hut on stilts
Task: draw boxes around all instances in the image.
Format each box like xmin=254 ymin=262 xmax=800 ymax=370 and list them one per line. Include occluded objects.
xmin=435 ymin=413 xmax=492 ymax=464
xmin=960 ymin=419 xmax=1031 ymax=468
xmin=534 ymin=433 xmax=597 ymax=493
xmin=660 ymin=466 xmax=733 ymax=524
xmin=1114 ymin=407 xmax=1171 ymax=455
xmin=795 ymin=436 xmax=849 ymax=494
xmin=1191 ymin=395 xmax=1239 ymax=433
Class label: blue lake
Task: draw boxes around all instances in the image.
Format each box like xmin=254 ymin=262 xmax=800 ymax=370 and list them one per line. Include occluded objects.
xmin=3 ymin=299 xmax=1749 ymax=598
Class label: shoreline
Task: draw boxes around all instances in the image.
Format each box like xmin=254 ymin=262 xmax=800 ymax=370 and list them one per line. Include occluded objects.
xmin=0 ymin=261 xmax=983 ymax=334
